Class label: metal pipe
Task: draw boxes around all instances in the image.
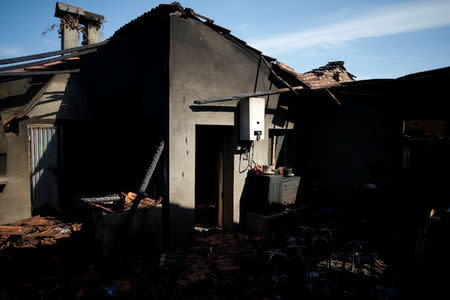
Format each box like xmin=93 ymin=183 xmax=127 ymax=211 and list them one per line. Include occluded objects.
xmin=81 ymin=195 xmax=121 ymax=203
xmin=139 ymin=140 xmax=165 ymax=193
xmin=261 ymin=56 xmax=299 ymax=96
xmin=0 ymin=40 xmax=108 ymax=65
xmin=193 ymin=86 xmax=304 ymax=105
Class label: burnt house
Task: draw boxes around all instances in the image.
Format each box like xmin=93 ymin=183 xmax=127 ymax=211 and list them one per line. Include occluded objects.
xmin=76 ymin=3 xmax=304 ymax=248
xmin=1 ymin=2 xmax=448 ymax=253
xmin=0 ymin=2 xmax=302 ymax=248
xmin=0 ymin=2 xmax=105 ymax=224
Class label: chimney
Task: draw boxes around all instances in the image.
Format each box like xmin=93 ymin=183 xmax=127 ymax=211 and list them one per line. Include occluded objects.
xmin=54 ymin=2 xmax=105 ymax=50
xmin=86 ymin=23 xmax=101 ymax=44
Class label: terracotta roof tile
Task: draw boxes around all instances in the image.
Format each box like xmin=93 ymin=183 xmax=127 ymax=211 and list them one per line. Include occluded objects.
xmin=275 ymin=60 xmax=355 ymax=89
xmin=297 ymin=61 xmax=356 ymax=89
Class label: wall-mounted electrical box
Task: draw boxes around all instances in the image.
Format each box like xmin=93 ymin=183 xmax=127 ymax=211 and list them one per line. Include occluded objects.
xmin=240 ymin=97 xmax=265 ymax=141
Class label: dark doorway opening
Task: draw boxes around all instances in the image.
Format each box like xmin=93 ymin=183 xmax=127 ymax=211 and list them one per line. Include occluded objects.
xmin=195 ymin=125 xmax=233 ymax=228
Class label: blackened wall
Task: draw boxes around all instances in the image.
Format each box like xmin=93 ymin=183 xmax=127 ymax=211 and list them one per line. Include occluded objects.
xmin=0 ymin=73 xmax=75 ymax=223
xmin=0 ymin=121 xmax=33 ymax=223
xmin=168 ymin=15 xmax=286 ymax=248
xmin=63 ymin=16 xmax=170 ymax=208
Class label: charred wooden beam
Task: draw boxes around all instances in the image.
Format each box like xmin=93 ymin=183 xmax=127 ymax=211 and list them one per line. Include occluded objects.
xmin=261 ymin=56 xmax=299 ymax=96
xmin=0 ymin=48 xmax=96 ymax=72
xmin=0 ymin=69 xmax=80 ymax=77
xmin=0 ymin=40 xmax=107 ymax=65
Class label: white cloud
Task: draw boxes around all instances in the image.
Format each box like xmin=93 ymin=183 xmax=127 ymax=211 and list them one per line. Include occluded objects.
xmin=250 ymin=1 xmax=450 ymax=55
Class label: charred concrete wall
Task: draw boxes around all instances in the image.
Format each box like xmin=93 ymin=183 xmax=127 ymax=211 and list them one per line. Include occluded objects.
xmin=62 ymin=16 xmax=170 ymax=210
xmin=0 ymin=121 xmax=32 ymax=224
xmin=168 ymin=15 xmax=290 ymax=248
xmin=0 ymin=73 xmax=82 ymax=224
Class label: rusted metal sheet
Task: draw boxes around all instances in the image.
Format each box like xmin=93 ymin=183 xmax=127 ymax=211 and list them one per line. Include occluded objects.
xmin=28 ymin=126 xmax=60 ymax=211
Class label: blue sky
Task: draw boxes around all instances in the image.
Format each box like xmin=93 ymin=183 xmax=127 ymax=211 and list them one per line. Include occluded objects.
xmin=1 ymin=0 xmax=449 ymax=79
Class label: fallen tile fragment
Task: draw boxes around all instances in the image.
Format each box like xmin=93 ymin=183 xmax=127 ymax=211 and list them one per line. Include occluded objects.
xmin=0 ymin=215 xmax=82 ymax=250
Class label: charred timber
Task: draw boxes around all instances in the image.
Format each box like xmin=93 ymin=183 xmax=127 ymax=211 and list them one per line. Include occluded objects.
xmin=0 ymin=40 xmax=107 ymax=66
xmin=0 ymin=69 xmax=80 ymax=77
xmin=0 ymin=48 xmax=96 ymax=72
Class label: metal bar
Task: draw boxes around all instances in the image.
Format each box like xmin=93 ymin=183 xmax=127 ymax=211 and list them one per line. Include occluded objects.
xmin=139 ymin=140 xmax=165 ymax=193
xmin=88 ymin=202 xmax=115 ymax=213
xmin=21 ymin=75 xmax=56 ymax=117
xmin=3 ymin=75 xmax=56 ymax=132
xmin=0 ymin=40 xmax=108 ymax=65
xmin=193 ymin=86 xmax=304 ymax=105
xmin=325 ymin=88 xmax=342 ymax=106
xmin=81 ymin=195 xmax=121 ymax=203
xmin=0 ymin=69 xmax=80 ymax=77
xmin=185 ymin=8 xmax=214 ymax=23
xmin=0 ymin=49 xmax=96 ymax=72
xmin=261 ymin=56 xmax=299 ymax=96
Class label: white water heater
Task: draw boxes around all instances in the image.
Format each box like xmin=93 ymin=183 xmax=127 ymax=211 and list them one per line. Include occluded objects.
xmin=240 ymin=97 xmax=265 ymax=141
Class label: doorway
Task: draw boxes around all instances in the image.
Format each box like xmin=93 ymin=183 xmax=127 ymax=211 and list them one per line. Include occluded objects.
xmin=28 ymin=125 xmax=62 ymax=215
xmin=195 ymin=125 xmax=233 ymax=228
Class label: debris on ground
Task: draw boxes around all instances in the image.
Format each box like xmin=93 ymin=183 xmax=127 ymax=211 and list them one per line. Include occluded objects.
xmin=160 ymin=224 xmax=397 ymax=299
xmin=0 ymin=215 xmax=82 ymax=250
xmin=0 ymin=210 xmax=445 ymax=299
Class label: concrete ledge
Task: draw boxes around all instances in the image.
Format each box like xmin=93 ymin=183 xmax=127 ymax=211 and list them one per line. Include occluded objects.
xmin=247 ymin=204 xmax=312 ymax=234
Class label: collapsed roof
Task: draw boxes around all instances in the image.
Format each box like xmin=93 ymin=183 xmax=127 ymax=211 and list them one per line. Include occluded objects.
xmin=276 ymin=61 xmax=356 ymax=89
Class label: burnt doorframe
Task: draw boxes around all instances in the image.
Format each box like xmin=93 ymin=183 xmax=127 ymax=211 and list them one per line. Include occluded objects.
xmin=195 ymin=125 xmax=233 ymax=229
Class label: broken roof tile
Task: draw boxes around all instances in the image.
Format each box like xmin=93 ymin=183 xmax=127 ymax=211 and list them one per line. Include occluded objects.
xmin=296 ymin=61 xmax=356 ymax=89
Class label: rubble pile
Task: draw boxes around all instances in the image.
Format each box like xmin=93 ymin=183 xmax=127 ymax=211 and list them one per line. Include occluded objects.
xmin=0 ymin=221 xmax=412 ymax=299
xmin=163 ymin=225 xmax=397 ymax=299
xmin=0 ymin=216 xmax=82 ymax=250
